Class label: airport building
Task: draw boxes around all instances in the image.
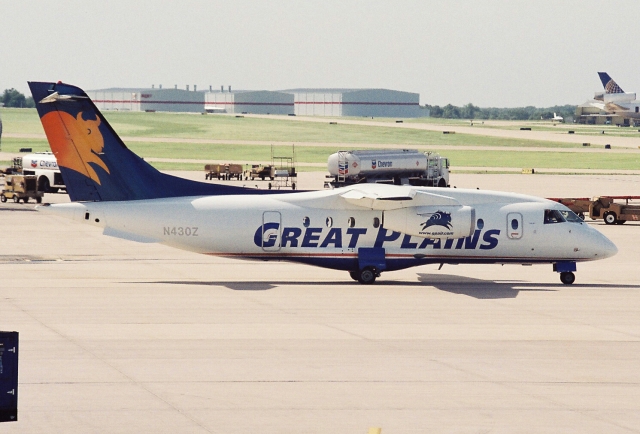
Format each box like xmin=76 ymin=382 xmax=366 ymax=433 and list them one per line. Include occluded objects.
xmin=575 ymin=101 xmax=628 ymax=126
xmin=88 ymin=86 xmax=423 ymax=117
xmin=87 ymin=86 xmax=205 ymax=113
xmin=286 ymin=88 xmax=422 ymax=117
xmin=205 ymin=88 xmax=294 ymax=115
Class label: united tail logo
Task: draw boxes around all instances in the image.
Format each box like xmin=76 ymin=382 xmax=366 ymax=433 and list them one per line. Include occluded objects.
xmin=40 ymin=111 xmax=110 ymax=185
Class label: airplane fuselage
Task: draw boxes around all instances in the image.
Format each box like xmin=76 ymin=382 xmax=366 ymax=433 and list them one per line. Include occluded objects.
xmin=42 ymin=185 xmax=616 ymax=274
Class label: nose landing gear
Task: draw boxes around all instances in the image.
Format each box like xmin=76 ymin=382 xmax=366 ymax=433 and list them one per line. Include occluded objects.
xmin=560 ymin=272 xmax=576 ymax=285
xmin=554 ymin=261 xmax=577 ymax=285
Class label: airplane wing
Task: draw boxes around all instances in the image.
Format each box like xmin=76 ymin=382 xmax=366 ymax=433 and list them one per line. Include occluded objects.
xmin=340 ymin=185 xmax=461 ymax=210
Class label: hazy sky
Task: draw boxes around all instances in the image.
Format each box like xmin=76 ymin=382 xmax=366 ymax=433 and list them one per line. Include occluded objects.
xmin=2 ymin=1 xmax=639 ymax=107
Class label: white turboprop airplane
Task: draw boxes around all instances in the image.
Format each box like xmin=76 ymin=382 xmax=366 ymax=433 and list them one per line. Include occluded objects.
xmin=29 ymin=81 xmax=617 ymax=285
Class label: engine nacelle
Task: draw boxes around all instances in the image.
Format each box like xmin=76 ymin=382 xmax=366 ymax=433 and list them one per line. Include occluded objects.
xmin=384 ymin=205 xmax=475 ymax=239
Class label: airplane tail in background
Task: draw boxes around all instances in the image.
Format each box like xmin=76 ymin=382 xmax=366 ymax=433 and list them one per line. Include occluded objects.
xmin=598 ymin=72 xmax=624 ymax=94
xmin=29 ymin=81 xmax=265 ymax=202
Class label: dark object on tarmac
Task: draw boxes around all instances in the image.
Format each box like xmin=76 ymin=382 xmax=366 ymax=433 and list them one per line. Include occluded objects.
xmin=520 ymin=127 xmax=531 ymax=131
xmin=568 ymin=131 xmax=574 ymax=134
xmin=0 ymin=331 xmax=19 ymax=423
xmin=582 ymin=143 xmax=590 ymax=146
xmin=18 ymin=148 xmax=32 ymax=153
xmin=605 ymin=144 xmax=611 ymax=149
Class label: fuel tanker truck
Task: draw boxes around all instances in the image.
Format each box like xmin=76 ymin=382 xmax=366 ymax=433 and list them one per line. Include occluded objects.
xmin=326 ymin=149 xmax=449 ymax=188
xmin=14 ymin=152 xmax=65 ymax=193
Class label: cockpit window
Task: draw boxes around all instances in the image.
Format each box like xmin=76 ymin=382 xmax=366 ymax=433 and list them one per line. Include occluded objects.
xmin=559 ymin=210 xmax=583 ymax=223
xmin=544 ymin=209 xmax=566 ymax=224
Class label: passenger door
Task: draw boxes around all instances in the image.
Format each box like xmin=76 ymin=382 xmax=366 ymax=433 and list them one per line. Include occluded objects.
xmin=507 ymin=212 xmax=523 ymax=239
xmin=261 ymin=211 xmax=281 ymax=252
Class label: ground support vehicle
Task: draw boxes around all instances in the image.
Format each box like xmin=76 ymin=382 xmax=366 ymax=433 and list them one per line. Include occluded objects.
xmin=18 ymin=152 xmax=65 ymax=193
xmin=590 ymin=196 xmax=640 ymax=225
xmin=264 ymin=145 xmax=297 ymax=190
xmin=204 ymin=164 xmax=223 ymax=180
xmin=247 ymin=165 xmax=274 ymax=181
xmin=1 ymin=175 xmax=43 ymax=203
xmin=550 ymin=196 xmax=640 ymax=224
xmin=205 ymin=164 xmax=243 ymax=181
xmin=268 ymin=167 xmax=297 ymax=190
xmin=326 ymin=150 xmax=450 ymax=188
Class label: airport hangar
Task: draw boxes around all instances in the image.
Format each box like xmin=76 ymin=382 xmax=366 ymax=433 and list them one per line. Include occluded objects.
xmin=574 ymin=101 xmax=630 ymax=126
xmin=87 ymin=86 xmax=424 ymax=117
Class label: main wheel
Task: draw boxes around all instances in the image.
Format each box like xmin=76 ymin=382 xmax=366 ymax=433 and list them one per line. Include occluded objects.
xmin=0 ymin=195 xmax=6 ymax=203
xmin=437 ymin=178 xmax=447 ymax=188
xmin=577 ymin=212 xmax=585 ymax=220
xmin=23 ymin=197 xmax=29 ymax=203
xmin=357 ymin=267 xmax=377 ymax=285
xmin=36 ymin=196 xmax=42 ymax=204
xmin=349 ymin=271 xmax=359 ymax=281
xmin=38 ymin=176 xmax=50 ymax=193
xmin=604 ymin=212 xmax=617 ymax=225
xmin=560 ymin=272 xmax=575 ymax=285
xmin=13 ymin=196 xmax=20 ymax=203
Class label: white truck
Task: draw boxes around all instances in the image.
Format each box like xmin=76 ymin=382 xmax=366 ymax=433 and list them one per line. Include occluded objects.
xmin=326 ymin=149 xmax=450 ymax=188
xmin=17 ymin=152 xmax=65 ymax=193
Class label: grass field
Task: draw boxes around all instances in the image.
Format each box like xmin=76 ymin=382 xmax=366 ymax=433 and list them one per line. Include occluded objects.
xmin=0 ymin=108 xmax=585 ymax=148
xmin=2 ymin=108 xmax=639 ymax=171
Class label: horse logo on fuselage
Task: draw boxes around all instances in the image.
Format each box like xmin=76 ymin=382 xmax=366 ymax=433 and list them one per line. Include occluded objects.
xmin=421 ymin=211 xmax=452 ymax=230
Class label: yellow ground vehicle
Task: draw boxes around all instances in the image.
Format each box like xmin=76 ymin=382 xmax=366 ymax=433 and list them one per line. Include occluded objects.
xmin=248 ymin=164 xmax=274 ymax=181
xmin=1 ymin=175 xmax=43 ymax=203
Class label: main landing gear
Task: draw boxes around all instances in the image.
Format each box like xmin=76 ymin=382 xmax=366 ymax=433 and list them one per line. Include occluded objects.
xmin=349 ymin=267 xmax=380 ymax=284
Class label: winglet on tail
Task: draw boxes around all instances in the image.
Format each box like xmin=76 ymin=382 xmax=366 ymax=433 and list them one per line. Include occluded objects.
xmin=29 ymin=81 xmax=273 ymax=202
xmin=597 ymin=72 xmax=624 ymax=94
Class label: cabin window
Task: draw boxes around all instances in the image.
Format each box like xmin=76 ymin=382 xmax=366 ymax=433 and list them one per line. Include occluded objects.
xmin=373 ymin=217 xmax=380 ymax=228
xmin=326 ymin=217 xmax=333 ymax=228
xmin=302 ymin=217 xmax=310 ymax=227
xmin=544 ymin=209 xmax=565 ymax=224
xmin=348 ymin=217 xmax=356 ymax=228
xmin=511 ymin=219 xmax=519 ymax=230
xmin=477 ymin=219 xmax=484 ymax=230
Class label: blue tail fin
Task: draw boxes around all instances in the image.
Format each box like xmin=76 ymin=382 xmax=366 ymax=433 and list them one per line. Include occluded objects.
xmin=29 ymin=81 xmax=271 ymax=202
xmin=597 ymin=72 xmax=624 ymax=94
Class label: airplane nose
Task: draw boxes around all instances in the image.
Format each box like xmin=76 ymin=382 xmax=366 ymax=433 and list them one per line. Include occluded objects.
xmin=592 ymin=231 xmax=618 ymax=259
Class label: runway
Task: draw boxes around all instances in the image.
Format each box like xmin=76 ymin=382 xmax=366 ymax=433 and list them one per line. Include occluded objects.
xmin=1 ymin=173 xmax=640 ymax=433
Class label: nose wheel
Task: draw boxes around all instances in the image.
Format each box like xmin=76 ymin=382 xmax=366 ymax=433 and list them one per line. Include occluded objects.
xmin=560 ymin=272 xmax=575 ymax=285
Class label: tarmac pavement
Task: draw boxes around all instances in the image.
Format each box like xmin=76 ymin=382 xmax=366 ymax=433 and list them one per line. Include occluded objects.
xmin=1 ymin=172 xmax=640 ymax=433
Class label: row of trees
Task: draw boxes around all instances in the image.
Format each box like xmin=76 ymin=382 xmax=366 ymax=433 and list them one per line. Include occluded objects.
xmin=425 ymin=103 xmax=576 ymax=121
xmin=1 ymin=89 xmax=35 ymax=108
